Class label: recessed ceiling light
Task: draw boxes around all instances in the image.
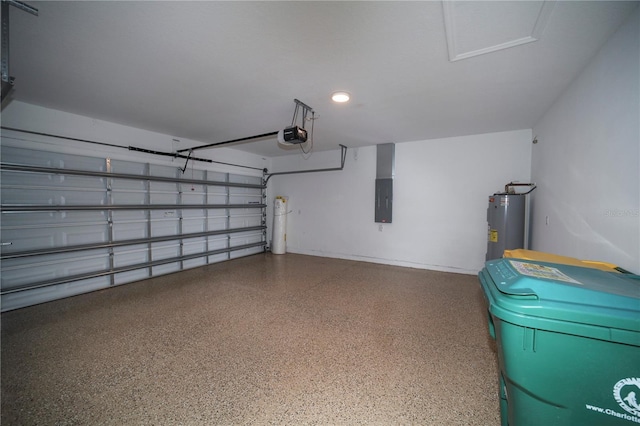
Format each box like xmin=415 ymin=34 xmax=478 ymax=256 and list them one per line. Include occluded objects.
xmin=331 ymin=91 xmax=350 ymax=103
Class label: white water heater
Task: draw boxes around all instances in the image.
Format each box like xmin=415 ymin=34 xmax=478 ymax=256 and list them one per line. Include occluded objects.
xmin=272 ymin=196 xmax=288 ymax=254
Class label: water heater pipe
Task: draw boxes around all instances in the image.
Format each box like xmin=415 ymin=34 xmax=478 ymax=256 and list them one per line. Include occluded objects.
xmin=504 ymin=182 xmax=536 ymax=195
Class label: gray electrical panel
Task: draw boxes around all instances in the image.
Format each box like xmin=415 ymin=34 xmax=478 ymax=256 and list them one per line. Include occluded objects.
xmin=375 ymin=178 xmax=393 ymax=223
xmin=375 ymin=143 xmax=394 ymax=223
xmin=485 ymin=193 xmax=526 ymax=261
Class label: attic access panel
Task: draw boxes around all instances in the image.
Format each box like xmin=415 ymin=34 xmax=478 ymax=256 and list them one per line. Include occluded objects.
xmin=443 ymin=0 xmax=555 ymax=61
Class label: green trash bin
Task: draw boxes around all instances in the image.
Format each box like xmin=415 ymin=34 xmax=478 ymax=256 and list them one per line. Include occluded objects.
xmin=478 ymin=258 xmax=640 ymax=426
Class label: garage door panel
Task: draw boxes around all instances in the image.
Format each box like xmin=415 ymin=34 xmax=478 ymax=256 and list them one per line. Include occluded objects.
xmin=65 ymin=225 xmax=109 ymax=246
xmin=207 ymin=215 xmax=228 ymax=231
xmin=5 ymin=210 xmax=108 ymax=227
xmin=112 ymin=218 xmax=148 ymax=241
xmin=207 ymin=253 xmax=229 ymax=264
xmin=1 ymin=184 xmax=107 ymax=207
xmin=2 ymin=146 xmax=105 ymax=171
xmin=183 ymin=257 xmax=206 ymax=269
xmin=1 ymin=258 xmax=58 ymax=288
xmin=1 ymin=145 xmax=265 ymax=311
xmin=149 ymin=191 xmax=178 ymax=205
xmin=2 ymin=276 xmax=112 ymax=311
xmin=149 ymin=164 xmax=178 ymax=178
xmin=1 ymin=226 xmax=55 ymax=252
xmin=229 ymin=214 xmax=262 ymax=229
xmin=1 ymin=171 xmax=105 ymax=190
xmin=113 ymin=244 xmax=149 ymax=268
xmin=229 ymin=186 xmax=262 ymax=197
xmin=229 ymin=194 xmax=262 ymax=205
xmin=207 ymin=192 xmax=228 ymax=204
xmin=207 ymin=236 xmax=229 ymax=250
xmin=111 ymin=160 xmax=146 ymax=175
xmin=228 ymin=174 xmax=262 ymax=185
xmin=230 ymin=246 xmax=264 ymax=259
xmin=111 ymin=189 xmax=146 ymax=205
xmin=150 ymin=217 xmax=180 ymax=237
xmin=206 ymin=171 xmax=227 ymax=182
xmin=152 ymin=263 xmax=180 ymax=275
xmin=181 ymin=191 xmax=205 ymax=204
xmin=2 ymin=219 xmax=108 ymax=252
xmin=110 ymin=176 xmax=146 ymax=190
xmin=114 ymin=269 xmax=150 ymax=285
xmin=2 ymin=251 xmax=110 ymax=288
xmin=181 ymin=209 xmax=205 ymax=219
xmin=230 ymin=232 xmax=263 ymax=246
xmin=183 ymin=238 xmax=206 ymax=255
xmin=151 ymin=241 xmax=180 ymax=260
xmin=182 ymin=217 xmax=206 ymax=234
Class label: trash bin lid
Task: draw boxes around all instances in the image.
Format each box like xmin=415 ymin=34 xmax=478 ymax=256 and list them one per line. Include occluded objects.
xmin=480 ymin=258 xmax=640 ymax=345
xmin=502 ymin=249 xmax=624 ymax=273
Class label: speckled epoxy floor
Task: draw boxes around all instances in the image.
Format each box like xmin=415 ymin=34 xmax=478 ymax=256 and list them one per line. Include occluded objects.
xmin=1 ymin=253 xmax=500 ymax=425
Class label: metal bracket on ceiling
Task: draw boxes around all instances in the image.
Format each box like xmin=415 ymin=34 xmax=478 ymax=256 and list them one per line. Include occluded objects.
xmin=291 ymin=98 xmax=314 ymax=129
xmin=1 ymin=0 xmax=38 ymax=102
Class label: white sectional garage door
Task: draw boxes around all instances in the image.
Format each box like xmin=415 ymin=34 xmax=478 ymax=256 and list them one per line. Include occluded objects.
xmin=0 ymin=145 xmax=266 ymax=311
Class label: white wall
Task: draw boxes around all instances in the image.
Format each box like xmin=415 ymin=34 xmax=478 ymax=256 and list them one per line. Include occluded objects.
xmin=269 ymin=129 xmax=532 ymax=274
xmin=530 ymin=8 xmax=639 ymax=274
xmin=1 ymin=101 xmax=269 ymax=175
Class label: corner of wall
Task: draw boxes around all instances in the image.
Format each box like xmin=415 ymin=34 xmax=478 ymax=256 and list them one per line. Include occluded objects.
xmin=529 ymin=7 xmax=640 ymax=273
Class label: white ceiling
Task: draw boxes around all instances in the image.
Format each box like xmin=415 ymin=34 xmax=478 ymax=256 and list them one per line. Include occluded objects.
xmin=4 ymin=1 xmax=638 ymax=157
